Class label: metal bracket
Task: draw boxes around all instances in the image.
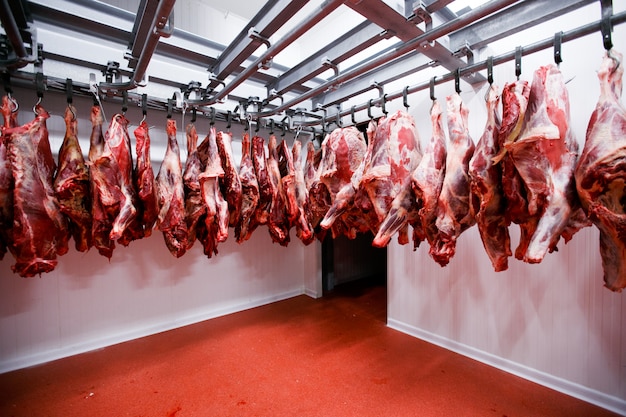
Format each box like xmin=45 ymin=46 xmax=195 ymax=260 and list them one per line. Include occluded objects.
xmin=453 ymin=41 xmax=474 ymax=65
xmin=248 ymin=28 xmax=271 ymax=49
xmin=321 ymin=57 xmax=339 ymax=77
xmin=407 ymin=2 xmax=432 ymax=31
xmin=182 ymin=80 xmax=202 ymax=99
xmin=600 ymin=0 xmax=613 ymax=50
xmin=258 ymin=57 xmax=273 ymax=71
xmin=103 ymin=61 xmax=121 ymax=84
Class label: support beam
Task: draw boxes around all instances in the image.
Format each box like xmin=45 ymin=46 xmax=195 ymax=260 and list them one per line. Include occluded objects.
xmin=268 ymin=21 xmax=390 ymax=97
xmin=345 ymin=0 xmax=484 ymax=84
xmin=208 ymin=0 xmax=309 ymax=89
xmin=312 ymin=51 xmax=434 ymax=108
xmin=448 ymin=0 xmax=596 ymax=52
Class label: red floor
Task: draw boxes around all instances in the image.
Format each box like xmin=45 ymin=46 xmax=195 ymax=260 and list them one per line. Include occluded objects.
xmin=0 ymin=280 xmax=620 ymax=417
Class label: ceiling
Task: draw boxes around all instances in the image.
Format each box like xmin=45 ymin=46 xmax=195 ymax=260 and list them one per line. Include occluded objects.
xmin=0 ymin=0 xmax=623 ymax=132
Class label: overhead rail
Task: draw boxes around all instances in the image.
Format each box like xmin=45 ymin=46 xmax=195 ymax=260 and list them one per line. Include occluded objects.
xmin=186 ymin=0 xmax=345 ymax=107
xmin=99 ymin=0 xmax=176 ymax=92
xmin=206 ymin=0 xmax=310 ymax=91
xmin=249 ymin=0 xmax=521 ymax=118
xmin=0 ymin=0 xmax=37 ymax=70
xmin=1 ymin=0 xmax=622 ymax=136
xmin=296 ymin=9 xmax=626 ymax=129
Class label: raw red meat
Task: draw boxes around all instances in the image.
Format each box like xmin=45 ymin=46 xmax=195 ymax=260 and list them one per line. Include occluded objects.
xmin=183 ymin=121 xmax=205 ymax=247
xmin=54 ymin=105 xmax=92 ymax=252
xmin=431 ymin=93 xmax=475 ymax=266
xmin=412 ymin=101 xmax=447 ymax=250
xmin=575 ymin=50 xmax=626 ymax=291
xmin=0 ymin=95 xmax=18 ymax=259
xmin=316 ymin=126 xmax=368 ymax=239
xmin=507 ymin=64 xmax=587 ymax=263
xmin=493 ymin=80 xmax=532 ymax=259
xmin=155 ymin=119 xmax=188 ymax=257
xmin=468 ymin=86 xmax=511 ymax=272
xmin=278 ymin=139 xmax=299 ymax=227
xmin=291 ymin=139 xmax=314 ymax=244
xmin=5 ymin=104 xmax=68 ymax=276
xmin=102 ymin=113 xmax=138 ymax=242
xmin=234 ymin=133 xmax=259 ymax=243
xmin=267 ymin=134 xmax=290 ymax=245
xmin=198 ymin=126 xmax=228 ymax=257
xmin=246 ymin=135 xmax=274 ymax=240
xmin=351 ymin=111 xmax=422 ymax=242
xmin=133 ymin=119 xmax=158 ymax=238
xmin=88 ymin=105 xmax=116 ymax=258
xmin=374 ymin=102 xmax=447 ymax=249
xmin=304 ymin=140 xmax=319 ymax=191
xmin=216 ymin=131 xmax=242 ymax=227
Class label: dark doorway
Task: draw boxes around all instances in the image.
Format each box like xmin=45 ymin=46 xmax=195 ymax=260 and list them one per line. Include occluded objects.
xmin=321 ymin=231 xmax=387 ymax=294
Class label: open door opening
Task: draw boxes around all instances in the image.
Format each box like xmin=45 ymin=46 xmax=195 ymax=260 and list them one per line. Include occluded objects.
xmin=321 ymin=231 xmax=387 ymax=299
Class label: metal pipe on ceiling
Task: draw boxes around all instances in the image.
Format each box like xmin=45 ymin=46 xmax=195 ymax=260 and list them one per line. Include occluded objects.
xmin=186 ymin=0 xmax=345 ymax=108
xmin=0 ymin=0 xmax=35 ymax=69
xmin=249 ymin=0 xmax=522 ymax=118
xmin=99 ymin=0 xmax=176 ymax=92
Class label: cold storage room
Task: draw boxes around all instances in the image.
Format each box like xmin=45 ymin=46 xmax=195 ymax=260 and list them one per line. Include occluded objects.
xmin=0 ymin=0 xmax=625 ymax=415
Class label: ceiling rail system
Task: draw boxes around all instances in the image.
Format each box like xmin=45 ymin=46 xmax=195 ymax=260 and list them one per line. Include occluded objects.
xmin=0 ymin=0 xmax=622 ymax=137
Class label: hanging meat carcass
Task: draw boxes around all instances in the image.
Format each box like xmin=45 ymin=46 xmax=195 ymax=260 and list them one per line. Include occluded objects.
xmin=105 ymin=113 xmax=138 ymax=242
xmin=291 ymin=139 xmax=314 ymax=244
xmin=352 ymin=111 xmax=422 ymax=241
xmin=133 ymin=118 xmax=159 ymax=238
xmin=468 ymin=85 xmax=511 ymax=272
xmin=198 ymin=126 xmax=228 ymax=257
xmin=374 ymin=101 xmax=447 ymax=249
xmin=267 ymin=134 xmax=291 ymax=245
xmin=234 ymin=133 xmax=259 ymax=243
xmin=88 ymin=111 xmax=139 ymax=248
xmin=245 ymin=135 xmax=274 ymax=240
xmin=315 ymin=126 xmax=369 ymax=239
xmin=155 ymin=119 xmax=188 ymax=257
xmin=506 ymin=64 xmax=588 ymax=264
xmin=5 ymin=104 xmax=69 ymax=276
xmin=493 ymin=80 xmax=532 ymax=260
xmin=183 ymin=121 xmax=205 ymax=247
xmin=54 ymin=104 xmax=92 ymax=252
xmin=412 ymin=101 xmax=448 ymax=250
xmin=575 ymin=50 xmax=626 ymax=292
xmin=431 ymin=93 xmax=475 ymax=267
xmin=0 ymin=95 xmax=18 ymax=259
xmin=278 ymin=139 xmax=299 ymax=227
xmin=88 ymin=105 xmax=116 ymax=258
xmin=216 ymin=131 xmax=242 ymax=227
